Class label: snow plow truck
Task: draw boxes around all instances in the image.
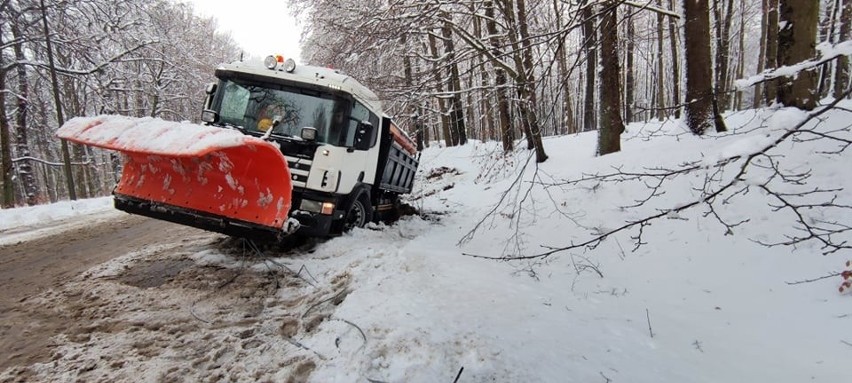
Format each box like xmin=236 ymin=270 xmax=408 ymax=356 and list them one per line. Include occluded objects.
xmin=57 ymin=56 xmax=419 ymax=242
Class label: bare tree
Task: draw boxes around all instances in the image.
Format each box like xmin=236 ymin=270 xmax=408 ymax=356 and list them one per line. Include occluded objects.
xmin=509 ymin=0 xmax=547 ymax=162
xmin=668 ymin=0 xmax=681 ymax=118
xmin=754 ymin=0 xmax=769 ymax=108
xmin=9 ymin=6 xmax=41 ymax=205
xmin=655 ymin=0 xmax=666 ymax=121
xmin=733 ymin=0 xmax=746 ymax=109
xmin=625 ymin=15 xmax=635 ymax=123
xmin=818 ymin=0 xmax=841 ymax=98
xmin=485 ymin=0 xmax=514 ymax=151
xmin=427 ymin=31 xmax=454 ymax=147
xmin=833 ymin=0 xmax=851 ymax=99
xmin=683 ymin=0 xmax=716 ymax=135
xmin=712 ymin=0 xmax=735 ymax=111
xmin=582 ymin=1 xmax=597 ymax=132
xmin=440 ymin=11 xmax=467 ymax=146
xmin=0 ymin=0 xmax=239 ymax=206
xmin=765 ymin=0 xmax=780 ymax=104
xmin=598 ymin=1 xmax=624 ymax=155
xmin=0 ymin=8 xmax=13 ymax=207
xmin=552 ymin=0 xmax=576 ymax=134
xmin=776 ymin=0 xmax=818 ymax=110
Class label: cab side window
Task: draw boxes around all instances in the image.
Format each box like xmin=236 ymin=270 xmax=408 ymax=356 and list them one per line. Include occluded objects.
xmin=345 ymin=101 xmax=379 ymax=148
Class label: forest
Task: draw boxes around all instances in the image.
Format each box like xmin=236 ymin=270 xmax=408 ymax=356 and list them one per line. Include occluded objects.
xmin=0 ymin=0 xmax=848 ymax=208
xmin=0 ymin=0 xmax=240 ymax=207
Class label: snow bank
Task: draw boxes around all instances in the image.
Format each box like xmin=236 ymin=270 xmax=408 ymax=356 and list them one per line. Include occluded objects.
xmin=0 ymin=196 xmax=114 ymax=232
xmin=4 ymin=104 xmax=851 ymax=382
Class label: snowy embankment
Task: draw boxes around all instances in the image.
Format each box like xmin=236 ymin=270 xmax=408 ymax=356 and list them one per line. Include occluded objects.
xmin=0 ymin=197 xmax=119 ymax=246
xmin=1 ymin=104 xmax=850 ymax=382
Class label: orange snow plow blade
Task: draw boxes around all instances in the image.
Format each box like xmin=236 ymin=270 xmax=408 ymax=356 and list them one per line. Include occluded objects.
xmin=57 ymin=115 xmax=295 ymax=240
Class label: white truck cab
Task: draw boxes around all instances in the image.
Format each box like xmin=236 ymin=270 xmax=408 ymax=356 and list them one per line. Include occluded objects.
xmin=200 ymin=57 xmax=419 ymax=236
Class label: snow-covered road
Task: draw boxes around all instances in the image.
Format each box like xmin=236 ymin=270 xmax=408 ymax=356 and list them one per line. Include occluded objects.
xmin=0 ymin=214 xmax=207 ymax=373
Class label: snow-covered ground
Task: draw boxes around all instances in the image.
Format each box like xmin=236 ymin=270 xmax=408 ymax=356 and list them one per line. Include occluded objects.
xmin=1 ymin=104 xmax=850 ymax=382
xmin=0 ymin=197 xmax=120 ymax=246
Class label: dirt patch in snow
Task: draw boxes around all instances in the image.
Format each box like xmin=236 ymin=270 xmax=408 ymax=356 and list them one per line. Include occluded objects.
xmin=1 ymin=231 xmax=353 ymax=383
xmin=0 ymin=215 xmax=206 ymax=374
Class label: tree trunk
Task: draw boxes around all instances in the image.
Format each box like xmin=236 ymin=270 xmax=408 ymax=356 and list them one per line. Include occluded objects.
xmin=754 ymin=0 xmax=768 ymax=108
xmin=10 ymin=21 xmax=40 ymax=205
xmin=668 ymin=0 xmax=682 ymax=118
xmin=656 ymin=0 xmax=666 ymax=121
xmin=553 ymin=0 xmax=576 ymax=133
xmin=59 ymin=69 xmax=91 ymax=199
xmin=765 ymin=0 xmax=780 ymax=104
xmin=496 ymin=0 xmax=534 ymax=150
xmin=0 ymin=23 xmax=14 ymax=208
xmin=401 ymin=34 xmax=421 ymax=151
xmin=818 ymin=0 xmax=841 ymax=98
xmin=777 ymin=0 xmax=818 ymax=110
xmin=515 ymin=0 xmax=546 ymax=161
xmin=441 ymin=13 xmax=467 ymax=146
xmin=713 ymin=0 xmax=735 ymax=112
xmin=684 ymin=0 xmax=716 ymax=135
xmin=0 ymin=88 xmax=11 ymax=207
xmin=834 ymin=0 xmax=851 ymax=99
xmin=41 ymin=0 xmax=76 ymax=201
xmin=598 ymin=1 xmax=625 ymax=155
xmin=734 ymin=0 xmax=746 ymax=110
xmin=582 ymin=1 xmax=597 ymax=132
xmin=422 ymin=104 xmax=431 ymax=147
xmin=626 ymin=13 xmax=636 ymax=123
xmin=473 ymin=12 xmax=496 ymax=141
xmin=485 ymin=0 xmax=514 ymax=151
xmin=427 ymin=32 xmax=453 ymax=147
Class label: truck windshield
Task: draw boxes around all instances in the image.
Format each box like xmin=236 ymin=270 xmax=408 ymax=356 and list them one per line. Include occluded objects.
xmin=213 ymin=78 xmax=348 ymax=144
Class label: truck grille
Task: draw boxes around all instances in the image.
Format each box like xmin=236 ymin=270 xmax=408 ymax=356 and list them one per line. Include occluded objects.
xmin=286 ymin=155 xmax=311 ymax=188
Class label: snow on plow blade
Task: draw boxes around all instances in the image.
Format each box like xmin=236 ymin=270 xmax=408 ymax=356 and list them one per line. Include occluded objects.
xmin=57 ymin=115 xmax=295 ymax=240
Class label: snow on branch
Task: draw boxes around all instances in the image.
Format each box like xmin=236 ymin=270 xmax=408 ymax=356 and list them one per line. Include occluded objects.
xmin=12 ymin=156 xmax=90 ymax=167
xmin=466 ymin=90 xmax=852 ymax=261
xmin=621 ymin=0 xmax=682 ymax=19
xmin=12 ymin=40 xmax=157 ymax=76
xmin=736 ymin=40 xmax=852 ymax=89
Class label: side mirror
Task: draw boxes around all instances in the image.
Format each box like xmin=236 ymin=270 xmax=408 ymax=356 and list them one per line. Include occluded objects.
xmin=301 ymin=127 xmax=318 ymax=141
xmin=353 ymin=121 xmax=373 ymax=151
xmin=203 ymin=82 xmax=218 ymax=110
xmin=201 ymin=109 xmax=218 ymax=123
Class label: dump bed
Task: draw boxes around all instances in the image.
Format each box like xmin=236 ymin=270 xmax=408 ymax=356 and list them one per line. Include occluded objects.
xmin=377 ymin=119 xmax=418 ymax=194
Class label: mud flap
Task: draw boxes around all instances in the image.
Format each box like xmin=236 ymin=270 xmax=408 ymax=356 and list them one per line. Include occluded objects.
xmin=57 ymin=115 xmax=293 ymax=235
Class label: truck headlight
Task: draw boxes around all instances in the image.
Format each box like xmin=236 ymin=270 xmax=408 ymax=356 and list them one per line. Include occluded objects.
xmin=264 ymin=55 xmax=278 ymax=70
xmin=300 ymin=199 xmax=335 ymax=215
xmin=284 ymin=58 xmax=297 ymax=73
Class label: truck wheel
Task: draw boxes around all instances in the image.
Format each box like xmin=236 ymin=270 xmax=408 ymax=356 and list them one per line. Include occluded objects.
xmin=343 ymin=197 xmax=372 ymax=231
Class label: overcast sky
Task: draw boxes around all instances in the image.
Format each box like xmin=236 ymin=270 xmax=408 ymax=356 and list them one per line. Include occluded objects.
xmin=184 ymin=0 xmax=303 ymax=62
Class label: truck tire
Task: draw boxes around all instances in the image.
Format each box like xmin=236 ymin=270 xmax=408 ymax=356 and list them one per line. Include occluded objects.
xmin=343 ymin=196 xmax=372 ymax=231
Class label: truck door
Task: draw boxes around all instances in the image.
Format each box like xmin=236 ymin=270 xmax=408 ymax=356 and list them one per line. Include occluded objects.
xmin=336 ymin=101 xmax=379 ymax=194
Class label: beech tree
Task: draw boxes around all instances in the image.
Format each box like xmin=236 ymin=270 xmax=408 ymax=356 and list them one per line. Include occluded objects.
xmin=683 ymin=0 xmax=716 ymax=135
xmin=765 ymin=0 xmax=780 ymax=104
xmin=597 ymin=1 xmax=624 ymax=155
xmin=835 ymin=0 xmax=851 ymax=99
xmin=777 ymin=0 xmax=819 ymax=110
xmin=581 ymin=1 xmax=597 ymax=132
